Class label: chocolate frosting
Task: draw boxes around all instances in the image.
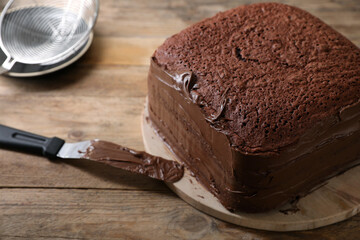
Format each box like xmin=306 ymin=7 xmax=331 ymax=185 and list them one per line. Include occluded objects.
xmin=148 ymin=2 xmax=360 ymax=212
xmin=148 ymin=58 xmax=360 ymax=212
xmin=82 ymin=140 xmax=184 ymax=182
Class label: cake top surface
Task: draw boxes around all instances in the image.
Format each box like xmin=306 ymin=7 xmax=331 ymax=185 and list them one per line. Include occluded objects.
xmin=153 ymin=3 xmax=360 ymax=153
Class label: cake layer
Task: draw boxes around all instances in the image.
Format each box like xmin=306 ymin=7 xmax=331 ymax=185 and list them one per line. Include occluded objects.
xmin=148 ymin=59 xmax=360 ymax=212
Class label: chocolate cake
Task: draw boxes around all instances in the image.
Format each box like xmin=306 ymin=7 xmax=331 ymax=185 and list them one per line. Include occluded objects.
xmin=147 ymin=2 xmax=360 ymax=212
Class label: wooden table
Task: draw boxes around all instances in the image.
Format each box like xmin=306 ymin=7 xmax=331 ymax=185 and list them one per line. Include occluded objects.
xmin=0 ymin=0 xmax=359 ymax=239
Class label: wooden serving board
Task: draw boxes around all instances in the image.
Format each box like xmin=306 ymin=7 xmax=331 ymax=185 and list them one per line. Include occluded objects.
xmin=142 ymin=102 xmax=360 ymax=232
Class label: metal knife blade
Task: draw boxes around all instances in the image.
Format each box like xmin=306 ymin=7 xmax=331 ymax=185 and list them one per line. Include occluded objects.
xmin=56 ymin=140 xmax=93 ymax=159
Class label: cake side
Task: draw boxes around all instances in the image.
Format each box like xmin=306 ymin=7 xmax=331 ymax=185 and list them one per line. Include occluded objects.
xmin=153 ymin=2 xmax=360 ymax=153
xmin=147 ymin=59 xmax=360 ymax=212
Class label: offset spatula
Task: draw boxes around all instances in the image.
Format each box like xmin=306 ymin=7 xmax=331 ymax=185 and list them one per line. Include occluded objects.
xmin=0 ymin=124 xmax=184 ymax=182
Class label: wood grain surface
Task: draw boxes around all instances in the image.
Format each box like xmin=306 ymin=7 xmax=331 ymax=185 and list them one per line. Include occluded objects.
xmin=0 ymin=0 xmax=359 ymax=239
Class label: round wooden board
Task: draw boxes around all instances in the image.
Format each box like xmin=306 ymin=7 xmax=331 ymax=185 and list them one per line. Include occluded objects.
xmin=141 ymin=102 xmax=360 ymax=232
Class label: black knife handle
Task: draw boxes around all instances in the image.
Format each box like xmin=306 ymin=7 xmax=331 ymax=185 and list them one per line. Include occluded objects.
xmin=0 ymin=124 xmax=65 ymax=159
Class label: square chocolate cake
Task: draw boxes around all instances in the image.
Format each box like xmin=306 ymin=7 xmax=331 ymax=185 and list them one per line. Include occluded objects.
xmin=147 ymin=3 xmax=360 ymax=212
